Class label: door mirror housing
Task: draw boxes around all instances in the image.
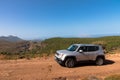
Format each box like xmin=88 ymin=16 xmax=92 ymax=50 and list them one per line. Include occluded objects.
xmin=79 ymin=50 xmax=83 ymax=53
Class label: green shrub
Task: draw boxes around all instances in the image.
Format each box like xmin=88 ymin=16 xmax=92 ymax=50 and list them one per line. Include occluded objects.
xmin=105 ymin=74 xmax=120 ymax=80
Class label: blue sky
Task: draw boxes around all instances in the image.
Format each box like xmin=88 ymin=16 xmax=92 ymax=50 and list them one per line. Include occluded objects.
xmin=0 ymin=0 xmax=120 ymax=39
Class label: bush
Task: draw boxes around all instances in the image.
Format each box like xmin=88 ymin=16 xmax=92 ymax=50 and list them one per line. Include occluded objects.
xmin=105 ymin=74 xmax=120 ymax=80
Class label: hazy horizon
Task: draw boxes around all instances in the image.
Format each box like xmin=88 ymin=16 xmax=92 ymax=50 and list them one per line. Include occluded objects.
xmin=1 ymin=33 xmax=120 ymax=40
xmin=0 ymin=0 xmax=120 ymax=39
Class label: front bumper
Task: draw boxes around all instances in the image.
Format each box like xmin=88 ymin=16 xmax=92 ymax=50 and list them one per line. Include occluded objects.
xmin=55 ymin=56 xmax=65 ymax=65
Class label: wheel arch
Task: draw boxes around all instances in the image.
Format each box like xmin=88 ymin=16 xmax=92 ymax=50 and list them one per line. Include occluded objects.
xmin=96 ymin=55 xmax=105 ymax=60
xmin=64 ymin=56 xmax=76 ymax=62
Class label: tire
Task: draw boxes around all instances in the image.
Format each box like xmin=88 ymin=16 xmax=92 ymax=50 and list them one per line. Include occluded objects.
xmin=65 ymin=58 xmax=75 ymax=68
xmin=95 ymin=57 xmax=104 ymax=66
xmin=59 ymin=63 xmax=65 ymax=67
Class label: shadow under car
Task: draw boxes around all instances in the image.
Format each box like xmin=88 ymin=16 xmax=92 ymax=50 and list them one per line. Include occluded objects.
xmin=75 ymin=59 xmax=115 ymax=67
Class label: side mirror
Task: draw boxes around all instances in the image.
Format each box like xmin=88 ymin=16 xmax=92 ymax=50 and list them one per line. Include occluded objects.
xmin=79 ymin=50 xmax=83 ymax=53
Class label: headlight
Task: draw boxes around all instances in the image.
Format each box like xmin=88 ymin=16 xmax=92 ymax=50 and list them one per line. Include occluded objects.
xmin=60 ymin=54 xmax=64 ymax=58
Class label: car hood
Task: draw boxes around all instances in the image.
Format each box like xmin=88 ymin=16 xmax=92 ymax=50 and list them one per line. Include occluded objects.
xmin=56 ymin=50 xmax=73 ymax=55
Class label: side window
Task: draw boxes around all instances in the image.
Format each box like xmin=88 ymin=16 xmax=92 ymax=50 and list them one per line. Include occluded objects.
xmin=95 ymin=46 xmax=99 ymax=51
xmin=79 ymin=46 xmax=87 ymax=52
xmin=87 ymin=46 xmax=99 ymax=51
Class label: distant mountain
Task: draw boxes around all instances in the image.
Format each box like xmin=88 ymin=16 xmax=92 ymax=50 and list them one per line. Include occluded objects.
xmin=0 ymin=35 xmax=43 ymax=54
xmin=0 ymin=40 xmax=30 ymax=54
xmin=0 ymin=35 xmax=24 ymax=42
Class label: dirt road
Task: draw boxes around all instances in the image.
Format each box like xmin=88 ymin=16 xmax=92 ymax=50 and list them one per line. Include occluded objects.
xmin=0 ymin=54 xmax=120 ymax=80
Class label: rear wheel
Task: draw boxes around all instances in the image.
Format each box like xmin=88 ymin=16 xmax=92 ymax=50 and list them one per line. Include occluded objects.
xmin=65 ymin=58 xmax=75 ymax=68
xmin=95 ymin=57 xmax=104 ymax=66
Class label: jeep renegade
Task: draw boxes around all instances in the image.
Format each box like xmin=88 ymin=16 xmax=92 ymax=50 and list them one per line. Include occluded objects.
xmin=55 ymin=44 xmax=105 ymax=68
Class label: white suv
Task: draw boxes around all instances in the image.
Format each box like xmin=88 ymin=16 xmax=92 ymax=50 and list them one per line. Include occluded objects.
xmin=55 ymin=44 xmax=105 ymax=68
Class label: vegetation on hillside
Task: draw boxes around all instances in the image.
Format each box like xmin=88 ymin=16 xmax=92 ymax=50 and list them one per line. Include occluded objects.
xmin=40 ymin=36 xmax=120 ymax=54
xmin=0 ymin=36 xmax=120 ymax=59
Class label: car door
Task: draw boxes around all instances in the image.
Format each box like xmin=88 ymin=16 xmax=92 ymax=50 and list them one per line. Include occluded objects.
xmin=86 ymin=46 xmax=98 ymax=60
xmin=75 ymin=46 xmax=89 ymax=61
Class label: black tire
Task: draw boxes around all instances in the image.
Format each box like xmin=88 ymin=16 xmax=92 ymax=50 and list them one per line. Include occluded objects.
xmin=95 ymin=57 xmax=104 ymax=66
xmin=65 ymin=58 xmax=75 ymax=68
xmin=59 ymin=63 xmax=65 ymax=67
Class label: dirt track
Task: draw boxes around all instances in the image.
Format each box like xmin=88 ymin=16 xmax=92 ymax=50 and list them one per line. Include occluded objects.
xmin=0 ymin=54 xmax=120 ymax=80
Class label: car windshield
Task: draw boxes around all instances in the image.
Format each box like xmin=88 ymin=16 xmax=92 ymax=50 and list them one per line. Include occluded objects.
xmin=67 ymin=45 xmax=78 ymax=51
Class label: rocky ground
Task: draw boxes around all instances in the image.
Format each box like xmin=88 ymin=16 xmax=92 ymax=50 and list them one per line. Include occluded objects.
xmin=0 ymin=54 xmax=120 ymax=80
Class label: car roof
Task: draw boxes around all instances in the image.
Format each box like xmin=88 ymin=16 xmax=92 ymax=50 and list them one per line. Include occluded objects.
xmin=73 ymin=44 xmax=100 ymax=46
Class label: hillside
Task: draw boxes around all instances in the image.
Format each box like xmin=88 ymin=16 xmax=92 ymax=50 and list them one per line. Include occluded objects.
xmin=40 ymin=36 xmax=120 ymax=54
xmin=0 ymin=36 xmax=120 ymax=59
xmin=0 ymin=35 xmax=30 ymax=55
xmin=0 ymin=40 xmax=30 ymax=54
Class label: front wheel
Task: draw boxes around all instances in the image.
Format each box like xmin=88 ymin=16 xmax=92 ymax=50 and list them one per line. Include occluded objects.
xmin=95 ymin=57 xmax=104 ymax=66
xmin=65 ymin=58 xmax=75 ymax=68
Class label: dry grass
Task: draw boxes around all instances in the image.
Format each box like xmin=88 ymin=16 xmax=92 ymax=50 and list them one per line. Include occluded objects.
xmin=104 ymin=74 xmax=120 ymax=80
xmin=0 ymin=54 xmax=6 ymax=60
